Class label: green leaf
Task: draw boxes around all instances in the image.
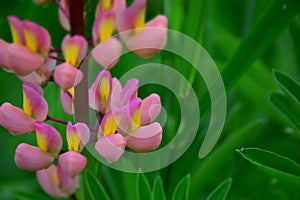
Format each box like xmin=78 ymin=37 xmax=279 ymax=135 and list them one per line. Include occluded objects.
xmin=270 ymin=92 xmax=300 ymax=130
xmin=207 ymin=178 xmax=232 ymax=200
xmin=152 ymin=176 xmax=166 ymax=200
xmin=15 ymin=191 xmax=54 ymax=200
xmin=273 ymin=70 xmax=300 ymax=102
xmin=237 ymin=148 xmax=300 ymax=188
xmin=85 ymin=170 xmax=110 ymax=200
xmin=137 ymin=173 xmax=153 ymax=200
xmin=172 ymin=174 xmax=190 ymax=200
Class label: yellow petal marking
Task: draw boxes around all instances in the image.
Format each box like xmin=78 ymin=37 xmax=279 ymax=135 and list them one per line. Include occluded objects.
xmin=102 ymin=0 xmax=112 ymax=10
xmin=24 ymin=29 xmax=38 ymax=53
xmin=99 ymin=75 xmax=110 ymax=103
xmin=131 ymin=107 xmax=141 ymax=131
xmin=9 ymin=25 xmax=22 ymax=44
xmin=68 ymin=87 xmax=74 ymax=96
xmin=65 ymin=43 xmax=80 ymax=66
xmin=67 ymin=130 xmax=81 ymax=152
xmin=23 ymin=92 xmax=32 ymax=117
xmin=134 ymin=7 xmax=146 ymax=34
xmin=99 ymin=16 xmax=115 ymax=42
xmin=103 ymin=114 xmax=120 ymax=136
xmin=36 ymin=131 xmax=48 ymax=152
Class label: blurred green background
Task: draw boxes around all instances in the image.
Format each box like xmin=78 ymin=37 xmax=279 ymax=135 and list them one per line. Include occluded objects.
xmin=0 ymin=0 xmax=300 ymax=199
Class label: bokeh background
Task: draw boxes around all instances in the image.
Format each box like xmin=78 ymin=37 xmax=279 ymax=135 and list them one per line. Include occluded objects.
xmin=0 ymin=0 xmax=299 ymax=199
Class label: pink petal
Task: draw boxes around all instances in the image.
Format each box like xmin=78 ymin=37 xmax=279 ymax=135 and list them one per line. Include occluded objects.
xmin=17 ymin=67 xmax=51 ymax=86
xmin=23 ymin=20 xmax=51 ymax=57
xmin=125 ymin=15 xmax=168 ymax=58
xmin=93 ymin=10 xmax=116 ymax=44
xmin=58 ymin=151 xmax=87 ymax=178
xmin=92 ymin=37 xmax=122 ymax=70
xmin=0 ymin=102 xmax=35 ymax=135
xmin=95 ymin=133 xmax=126 ymax=163
xmin=62 ymin=34 xmax=88 ymax=67
xmin=7 ymin=15 xmax=25 ymax=45
xmin=99 ymin=109 xmax=122 ymax=136
xmin=141 ymin=93 xmax=161 ymax=125
xmin=6 ymin=43 xmax=44 ymax=76
xmin=15 ymin=143 xmax=53 ymax=171
xmin=66 ymin=122 xmax=90 ymax=152
xmin=60 ymin=90 xmax=73 ymax=115
xmin=108 ymin=78 xmax=122 ymax=110
xmin=126 ymin=122 xmax=162 ymax=152
xmin=118 ymin=98 xmax=142 ymax=134
xmin=45 ymin=52 xmax=57 ymax=71
xmin=34 ymin=122 xmax=62 ymax=155
xmin=57 ymin=167 xmax=79 ymax=194
xmin=37 ymin=165 xmax=66 ymax=198
xmin=58 ymin=0 xmax=70 ymax=31
xmin=54 ymin=62 xmax=83 ymax=91
xmin=95 ymin=0 xmax=126 ymax=16
xmin=0 ymin=39 xmax=11 ymax=70
xmin=89 ymin=70 xmax=112 ymax=113
xmin=23 ymin=83 xmax=48 ymax=121
xmin=117 ymin=0 xmax=146 ymax=32
xmin=121 ymin=78 xmax=139 ymax=105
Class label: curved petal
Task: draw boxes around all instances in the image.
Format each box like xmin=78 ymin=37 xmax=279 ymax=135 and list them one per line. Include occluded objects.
xmin=124 ymin=15 xmax=168 ymax=58
xmin=37 ymin=165 xmax=66 ymax=198
xmin=58 ymin=0 xmax=70 ymax=31
xmin=15 ymin=143 xmax=53 ymax=171
xmin=58 ymin=151 xmax=87 ymax=178
xmin=54 ymin=62 xmax=83 ymax=91
xmin=92 ymin=37 xmax=122 ymax=70
xmin=34 ymin=122 xmax=62 ymax=156
xmin=126 ymin=122 xmax=162 ymax=152
xmin=17 ymin=67 xmax=51 ymax=86
xmin=0 ymin=39 xmax=11 ymax=70
xmin=23 ymin=82 xmax=48 ymax=121
xmin=62 ymin=35 xmax=88 ymax=67
xmin=7 ymin=43 xmax=44 ymax=76
xmin=57 ymin=167 xmax=79 ymax=195
xmin=141 ymin=93 xmax=161 ymax=125
xmin=108 ymin=78 xmax=122 ymax=110
xmin=0 ymin=102 xmax=35 ymax=135
xmin=99 ymin=109 xmax=122 ymax=136
xmin=60 ymin=89 xmax=73 ymax=115
xmin=66 ymin=122 xmax=90 ymax=152
xmin=7 ymin=15 xmax=25 ymax=45
xmin=121 ymin=78 xmax=139 ymax=105
xmin=95 ymin=133 xmax=126 ymax=163
xmin=23 ymin=20 xmax=51 ymax=57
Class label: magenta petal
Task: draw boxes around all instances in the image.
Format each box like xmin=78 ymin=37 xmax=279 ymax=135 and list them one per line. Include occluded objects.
xmin=58 ymin=151 xmax=87 ymax=178
xmin=92 ymin=38 xmax=122 ymax=70
xmin=23 ymin=83 xmax=48 ymax=121
xmin=141 ymin=93 xmax=161 ymax=125
xmin=57 ymin=167 xmax=79 ymax=195
xmin=0 ymin=102 xmax=35 ymax=135
xmin=60 ymin=90 xmax=73 ymax=115
xmin=0 ymin=39 xmax=11 ymax=70
xmin=6 ymin=44 xmax=44 ymax=76
xmin=108 ymin=78 xmax=123 ymax=110
xmin=37 ymin=165 xmax=66 ymax=198
xmin=66 ymin=122 xmax=90 ymax=152
xmin=58 ymin=0 xmax=70 ymax=31
xmin=126 ymin=122 xmax=162 ymax=152
xmin=54 ymin=62 xmax=83 ymax=91
xmin=125 ymin=15 xmax=168 ymax=58
xmin=7 ymin=15 xmax=25 ymax=45
xmin=23 ymin=20 xmax=51 ymax=57
xmin=34 ymin=122 xmax=62 ymax=155
xmin=95 ymin=133 xmax=126 ymax=163
xmin=17 ymin=68 xmax=50 ymax=86
xmin=15 ymin=143 xmax=53 ymax=171
xmin=121 ymin=78 xmax=139 ymax=105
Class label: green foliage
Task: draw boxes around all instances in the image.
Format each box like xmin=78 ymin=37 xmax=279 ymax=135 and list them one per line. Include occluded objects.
xmin=206 ymin=178 xmax=232 ymax=200
xmin=136 ymin=173 xmax=153 ymax=200
xmin=152 ymin=177 xmax=166 ymax=200
xmin=85 ymin=170 xmax=110 ymax=200
xmin=171 ymin=174 xmax=190 ymax=200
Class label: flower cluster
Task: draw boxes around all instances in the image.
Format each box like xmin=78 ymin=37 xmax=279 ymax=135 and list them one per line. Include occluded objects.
xmin=0 ymin=0 xmax=167 ymax=198
xmin=89 ymin=70 xmax=162 ymax=163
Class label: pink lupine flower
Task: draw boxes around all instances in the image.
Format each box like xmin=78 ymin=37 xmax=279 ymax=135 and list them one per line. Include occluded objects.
xmin=66 ymin=122 xmax=90 ymax=152
xmin=14 ymin=122 xmax=62 ymax=171
xmin=126 ymin=122 xmax=162 ymax=152
xmin=0 ymin=83 xmax=48 ymax=134
xmin=92 ymin=11 xmax=122 ymax=69
xmin=95 ymin=110 xmax=126 ymax=163
xmin=58 ymin=0 xmax=70 ymax=31
xmin=89 ymin=70 xmax=112 ymax=113
xmin=37 ymin=165 xmax=79 ymax=198
xmin=58 ymin=151 xmax=87 ymax=178
xmin=95 ymin=0 xmax=126 ymax=15
xmin=140 ymin=93 xmax=161 ymax=126
xmin=117 ymin=0 xmax=168 ymax=58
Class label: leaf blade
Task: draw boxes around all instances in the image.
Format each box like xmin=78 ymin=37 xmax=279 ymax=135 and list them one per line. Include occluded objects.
xmin=85 ymin=170 xmax=110 ymax=200
xmin=172 ymin=174 xmax=190 ymax=200
xmin=207 ymin=178 xmax=232 ymax=200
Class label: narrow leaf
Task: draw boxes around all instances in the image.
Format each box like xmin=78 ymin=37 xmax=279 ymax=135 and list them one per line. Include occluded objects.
xmin=207 ymin=178 xmax=232 ymax=200
xmin=153 ymin=176 xmax=166 ymax=200
xmin=237 ymin=148 xmax=300 ymax=188
xmin=85 ymin=170 xmax=110 ymax=200
xmin=270 ymin=92 xmax=300 ymax=130
xmin=273 ymin=70 xmax=300 ymax=102
xmin=172 ymin=174 xmax=190 ymax=200
xmin=137 ymin=173 xmax=153 ymax=200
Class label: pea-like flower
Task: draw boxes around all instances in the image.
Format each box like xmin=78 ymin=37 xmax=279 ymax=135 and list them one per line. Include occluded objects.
xmin=0 ymin=83 xmax=48 ymax=134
